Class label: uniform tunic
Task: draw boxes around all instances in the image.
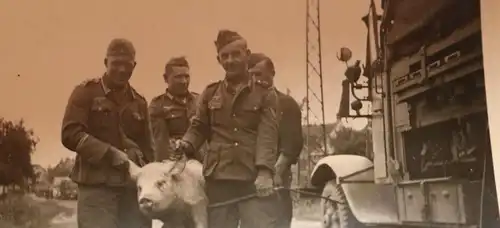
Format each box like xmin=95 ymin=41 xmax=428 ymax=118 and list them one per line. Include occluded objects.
xmin=183 ymin=79 xmax=280 ymax=228
xmin=61 ymin=77 xmax=154 ymax=186
xmin=61 ymin=76 xmax=153 ymax=228
xmin=149 ymin=91 xmax=200 ymax=161
xmin=183 ymin=79 xmax=279 ymax=182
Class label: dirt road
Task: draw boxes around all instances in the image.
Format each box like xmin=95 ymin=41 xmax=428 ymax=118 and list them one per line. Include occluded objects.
xmin=50 ymin=200 xmax=166 ymax=228
xmin=50 ymin=200 xmax=321 ymax=228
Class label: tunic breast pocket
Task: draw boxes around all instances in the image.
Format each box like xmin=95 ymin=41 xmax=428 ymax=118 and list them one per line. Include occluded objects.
xmin=89 ymin=97 xmax=115 ymax=129
xmin=122 ymin=108 xmax=146 ymax=139
xmin=165 ymin=109 xmax=188 ymax=135
xmin=239 ymin=103 xmax=261 ymax=129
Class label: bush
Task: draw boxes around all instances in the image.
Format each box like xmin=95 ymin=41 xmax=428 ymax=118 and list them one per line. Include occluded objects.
xmin=329 ymin=123 xmax=371 ymax=157
xmin=0 ymin=193 xmax=72 ymax=228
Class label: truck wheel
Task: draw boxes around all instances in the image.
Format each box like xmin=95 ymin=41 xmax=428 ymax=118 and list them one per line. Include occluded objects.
xmin=321 ymin=180 xmax=364 ymax=228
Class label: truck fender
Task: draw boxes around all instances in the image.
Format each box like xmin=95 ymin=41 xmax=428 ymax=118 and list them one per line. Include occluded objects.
xmin=310 ymin=154 xmax=399 ymax=224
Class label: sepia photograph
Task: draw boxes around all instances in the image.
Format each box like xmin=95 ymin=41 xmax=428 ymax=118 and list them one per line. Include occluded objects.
xmin=1 ymin=0 xmax=500 ymax=227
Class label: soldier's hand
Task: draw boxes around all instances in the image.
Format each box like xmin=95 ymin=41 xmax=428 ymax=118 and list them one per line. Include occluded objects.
xmin=255 ymin=169 xmax=274 ymax=197
xmin=109 ymin=147 xmax=130 ymax=168
xmin=125 ymin=148 xmax=146 ymax=167
xmin=274 ymin=155 xmax=290 ymax=188
xmin=275 ymin=154 xmax=291 ymax=177
xmin=170 ymin=140 xmax=193 ymax=161
xmin=273 ymin=173 xmax=284 ymax=188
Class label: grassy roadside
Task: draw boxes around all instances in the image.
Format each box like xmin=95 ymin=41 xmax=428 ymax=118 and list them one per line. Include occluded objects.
xmin=293 ymin=197 xmax=322 ymax=221
xmin=0 ymin=193 xmax=73 ymax=228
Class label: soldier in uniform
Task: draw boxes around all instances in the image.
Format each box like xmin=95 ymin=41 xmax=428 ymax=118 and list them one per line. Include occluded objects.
xmin=61 ymin=38 xmax=153 ymax=228
xmin=248 ymin=53 xmax=304 ymax=228
xmin=176 ymin=30 xmax=280 ymax=228
xmin=148 ymin=56 xmax=202 ymax=162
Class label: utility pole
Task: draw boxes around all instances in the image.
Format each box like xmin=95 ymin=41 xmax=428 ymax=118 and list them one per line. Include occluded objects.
xmin=303 ymin=0 xmax=327 ymax=187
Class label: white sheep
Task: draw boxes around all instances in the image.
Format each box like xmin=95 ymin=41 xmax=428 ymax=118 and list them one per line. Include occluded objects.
xmin=128 ymin=159 xmax=208 ymax=228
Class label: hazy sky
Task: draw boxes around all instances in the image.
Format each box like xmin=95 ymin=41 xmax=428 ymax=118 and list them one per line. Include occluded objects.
xmin=0 ymin=0 xmax=376 ymax=166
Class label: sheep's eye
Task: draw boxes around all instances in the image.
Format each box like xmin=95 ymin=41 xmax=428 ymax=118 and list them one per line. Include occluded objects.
xmin=155 ymin=180 xmax=166 ymax=189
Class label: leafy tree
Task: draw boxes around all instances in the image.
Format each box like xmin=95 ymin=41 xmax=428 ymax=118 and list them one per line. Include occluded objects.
xmin=47 ymin=157 xmax=74 ymax=180
xmin=0 ymin=118 xmax=38 ymax=187
xmin=302 ymin=123 xmax=336 ymax=151
xmin=293 ymin=122 xmax=373 ymax=189
xmin=329 ymin=122 xmax=372 ymax=158
xmin=32 ymin=164 xmax=51 ymax=187
xmin=300 ymin=122 xmax=372 ymax=157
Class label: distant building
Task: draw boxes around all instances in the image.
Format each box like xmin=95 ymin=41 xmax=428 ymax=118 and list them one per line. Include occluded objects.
xmin=32 ymin=164 xmax=50 ymax=184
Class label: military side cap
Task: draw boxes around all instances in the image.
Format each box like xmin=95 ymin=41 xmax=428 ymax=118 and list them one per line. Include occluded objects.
xmin=248 ymin=53 xmax=271 ymax=68
xmin=165 ymin=56 xmax=189 ymax=69
xmin=214 ymin=29 xmax=244 ymax=51
xmin=106 ymin=38 xmax=136 ymax=57
xmin=248 ymin=52 xmax=275 ymax=73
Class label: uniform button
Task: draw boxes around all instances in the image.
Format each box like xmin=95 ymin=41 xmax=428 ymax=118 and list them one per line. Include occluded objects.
xmin=232 ymin=113 xmax=236 ymax=117
xmin=234 ymin=142 xmax=239 ymax=146
xmin=234 ymin=128 xmax=238 ymax=132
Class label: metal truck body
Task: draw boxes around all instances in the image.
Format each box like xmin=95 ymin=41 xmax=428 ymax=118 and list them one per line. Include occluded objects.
xmin=310 ymin=1 xmax=499 ymax=227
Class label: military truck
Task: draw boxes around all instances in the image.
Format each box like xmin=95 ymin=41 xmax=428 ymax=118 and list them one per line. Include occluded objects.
xmin=309 ymin=0 xmax=499 ymax=227
xmin=58 ymin=179 xmax=77 ymax=200
xmin=52 ymin=177 xmax=77 ymax=200
xmin=33 ymin=181 xmax=53 ymax=199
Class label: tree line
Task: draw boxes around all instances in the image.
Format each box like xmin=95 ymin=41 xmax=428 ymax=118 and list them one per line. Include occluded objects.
xmin=0 ymin=118 xmax=38 ymax=189
xmin=0 ymin=115 xmax=371 ymax=190
xmin=303 ymin=122 xmax=372 ymax=158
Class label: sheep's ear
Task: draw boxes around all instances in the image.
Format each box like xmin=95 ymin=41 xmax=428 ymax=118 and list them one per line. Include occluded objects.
xmin=170 ymin=157 xmax=187 ymax=175
xmin=169 ymin=162 xmax=184 ymax=182
xmin=170 ymin=161 xmax=186 ymax=182
xmin=128 ymin=160 xmax=142 ymax=182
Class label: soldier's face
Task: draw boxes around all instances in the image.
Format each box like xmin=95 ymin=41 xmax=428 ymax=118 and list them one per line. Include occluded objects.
xmin=104 ymin=55 xmax=136 ymax=87
xmin=165 ymin=66 xmax=190 ymax=95
xmin=249 ymin=60 xmax=274 ymax=88
xmin=217 ymin=40 xmax=250 ymax=79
